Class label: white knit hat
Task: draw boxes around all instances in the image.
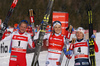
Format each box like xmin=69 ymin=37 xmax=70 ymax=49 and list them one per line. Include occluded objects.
xmin=76 ymin=27 xmax=85 ymax=34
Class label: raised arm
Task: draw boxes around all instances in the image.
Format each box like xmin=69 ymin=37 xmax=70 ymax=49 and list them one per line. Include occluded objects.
xmin=33 ymin=30 xmax=50 ymax=40
xmin=1 ymin=32 xmax=13 ymax=42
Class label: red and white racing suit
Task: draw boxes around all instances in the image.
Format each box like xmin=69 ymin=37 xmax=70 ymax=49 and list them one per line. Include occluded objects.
xmin=34 ymin=30 xmax=71 ymax=66
xmin=68 ymin=39 xmax=99 ymax=66
xmin=1 ymin=31 xmax=34 ymax=66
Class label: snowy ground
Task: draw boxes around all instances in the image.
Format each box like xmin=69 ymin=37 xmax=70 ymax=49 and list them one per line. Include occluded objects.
xmin=0 ymin=32 xmax=100 ymax=66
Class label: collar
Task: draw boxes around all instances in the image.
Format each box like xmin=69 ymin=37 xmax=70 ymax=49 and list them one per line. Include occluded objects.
xmin=18 ymin=30 xmax=25 ymax=35
xmin=55 ymin=32 xmax=61 ymax=36
xmin=77 ymin=38 xmax=83 ymax=42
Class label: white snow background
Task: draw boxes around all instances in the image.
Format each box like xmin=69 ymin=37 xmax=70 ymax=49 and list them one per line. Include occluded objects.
xmin=0 ymin=32 xmax=100 ymax=66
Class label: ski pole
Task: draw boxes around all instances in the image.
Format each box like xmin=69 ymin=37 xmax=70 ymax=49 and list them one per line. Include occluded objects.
xmin=65 ymin=55 xmax=70 ymax=66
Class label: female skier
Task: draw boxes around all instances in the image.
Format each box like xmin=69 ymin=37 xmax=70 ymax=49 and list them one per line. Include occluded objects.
xmin=63 ymin=27 xmax=99 ymax=66
xmin=34 ymin=21 xmax=73 ymax=66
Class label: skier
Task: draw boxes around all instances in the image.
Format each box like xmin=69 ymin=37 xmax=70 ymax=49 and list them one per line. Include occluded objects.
xmin=34 ymin=21 xmax=73 ymax=66
xmin=63 ymin=27 xmax=99 ymax=66
xmin=1 ymin=20 xmax=35 ymax=66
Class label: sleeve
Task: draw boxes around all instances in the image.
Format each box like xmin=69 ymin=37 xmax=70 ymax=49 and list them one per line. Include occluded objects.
xmin=2 ymin=32 xmax=6 ymax=39
xmin=28 ymin=34 xmax=35 ymax=48
xmin=65 ymin=30 xmax=71 ymax=39
xmin=1 ymin=32 xmax=13 ymax=42
xmin=69 ymin=43 xmax=74 ymax=50
xmin=33 ymin=30 xmax=50 ymax=40
xmin=87 ymin=40 xmax=99 ymax=53
xmin=94 ymin=41 xmax=99 ymax=52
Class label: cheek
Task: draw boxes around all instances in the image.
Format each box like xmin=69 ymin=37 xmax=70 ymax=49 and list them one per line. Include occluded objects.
xmin=76 ymin=34 xmax=80 ymax=37
xmin=81 ymin=34 xmax=84 ymax=37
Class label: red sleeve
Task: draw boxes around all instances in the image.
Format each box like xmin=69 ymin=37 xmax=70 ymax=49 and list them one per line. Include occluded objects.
xmin=94 ymin=41 xmax=99 ymax=52
xmin=69 ymin=43 xmax=74 ymax=50
xmin=2 ymin=32 xmax=6 ymax=40
xmin=66 ymin=30 xmax=71 ymax=39
xmin=28 ymin=42 xmax=35 ymax=48
xmin=32 ymin=42 xmax=35 ymax=48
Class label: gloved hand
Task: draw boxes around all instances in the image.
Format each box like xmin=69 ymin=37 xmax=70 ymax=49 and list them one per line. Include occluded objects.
xmin=66 ymin=25 xmax=74 ymax=33
xmin=1 ymin=22 xmax=8 ymax=31
xmin=63 ymin=48 xmax=72 ymax=55
xmin=91 ymin=34 xmax=95 ymax=38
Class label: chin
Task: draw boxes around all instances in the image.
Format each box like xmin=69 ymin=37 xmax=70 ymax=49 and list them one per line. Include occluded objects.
xmin=77 ymin=37 xmax=81 ymax=39
xmin=20 ymin=31 xmax=24 ymax=33
xmin=57 ymin=32 xmax=59 ymax=34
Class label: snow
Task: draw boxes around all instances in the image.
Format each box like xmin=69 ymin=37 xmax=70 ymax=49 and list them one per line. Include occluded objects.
xmin=0 ymin=32 xmax=100 ymax=66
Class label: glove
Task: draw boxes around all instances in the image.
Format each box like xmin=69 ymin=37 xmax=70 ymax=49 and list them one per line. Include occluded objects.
xmin=1 ymin=22 xmax=8 ymax=31
xmin=91 ymin=34 xmax=95 ymax=38
xmin=72 ymin=28 xmax=74 ymax=31
xmin=41 ymin=21 xmax=44 ymax=24
xmin=66 ymin=25 xmax=74 ymax=33
xmin=63 ymin=48 xmax=72 ymax=55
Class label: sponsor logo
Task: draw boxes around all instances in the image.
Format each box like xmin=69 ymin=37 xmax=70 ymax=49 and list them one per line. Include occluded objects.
xmin=74 ymin=42 xmax=87 ymax=47
xmin=50 ymin=43 xmax=61 ymax=47
xmin=75 ymin=62 xmax=80 ymax=65
xmin=53 ymin=15 xmax=65 ymax=18
xmin=13 ymin=35 xmax=27 ymax=41
xmin=49 ymin=58 xmax=58 ymax=60
xmin=0 ymin=42 xmax=8 ymax=53
xmin=53 ymin=38 xmax=62 ymax=41
xmin=17 ymin=37 xmax=26 ymax=40
xmin=10 ymin=58 xmax=17 ymax=61
xmin=77 ymin=43 xmax=86 ymax=46
xmin=82 ymin=62 xmax=89 ymax=65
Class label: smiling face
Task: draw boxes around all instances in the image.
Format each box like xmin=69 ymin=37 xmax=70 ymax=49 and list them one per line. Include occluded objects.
xmin=76 ymin=31 xmax=84 ymax=40
xmin=53 ymin=24 xmax=61 ymax=34
xmin=19 ymin=22 xmax=27 ymax=33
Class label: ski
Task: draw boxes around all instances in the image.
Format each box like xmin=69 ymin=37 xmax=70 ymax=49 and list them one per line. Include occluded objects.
xmin=31 ymin=0 xmax=54 ymax=66
xmin=88 ymin=6 xmax=96 ymax=66
xmin=29 ymin=9 xmax=35 ymax=36
xmin=0 ymin=0 xmax=18 ymax=40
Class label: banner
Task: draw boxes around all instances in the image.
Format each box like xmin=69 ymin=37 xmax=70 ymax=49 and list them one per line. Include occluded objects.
xmin=0 ymin=40 xmax=11 ymax=57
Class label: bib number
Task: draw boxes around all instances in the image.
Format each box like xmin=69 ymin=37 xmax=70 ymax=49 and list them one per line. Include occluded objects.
xmin=77 ymin=47 xmax=81 ymax=53
xmin=18 ymin=41 xmax=21 ymax=46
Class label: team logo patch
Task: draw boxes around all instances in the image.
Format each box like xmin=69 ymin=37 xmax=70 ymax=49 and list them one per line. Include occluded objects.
xmin=82 ymin=62 xmax=89 ymax=65
xmin=75 ymin=62 xmax=80 ymax=65
xmin=46 ymin=61 xmax=50 ymax=65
